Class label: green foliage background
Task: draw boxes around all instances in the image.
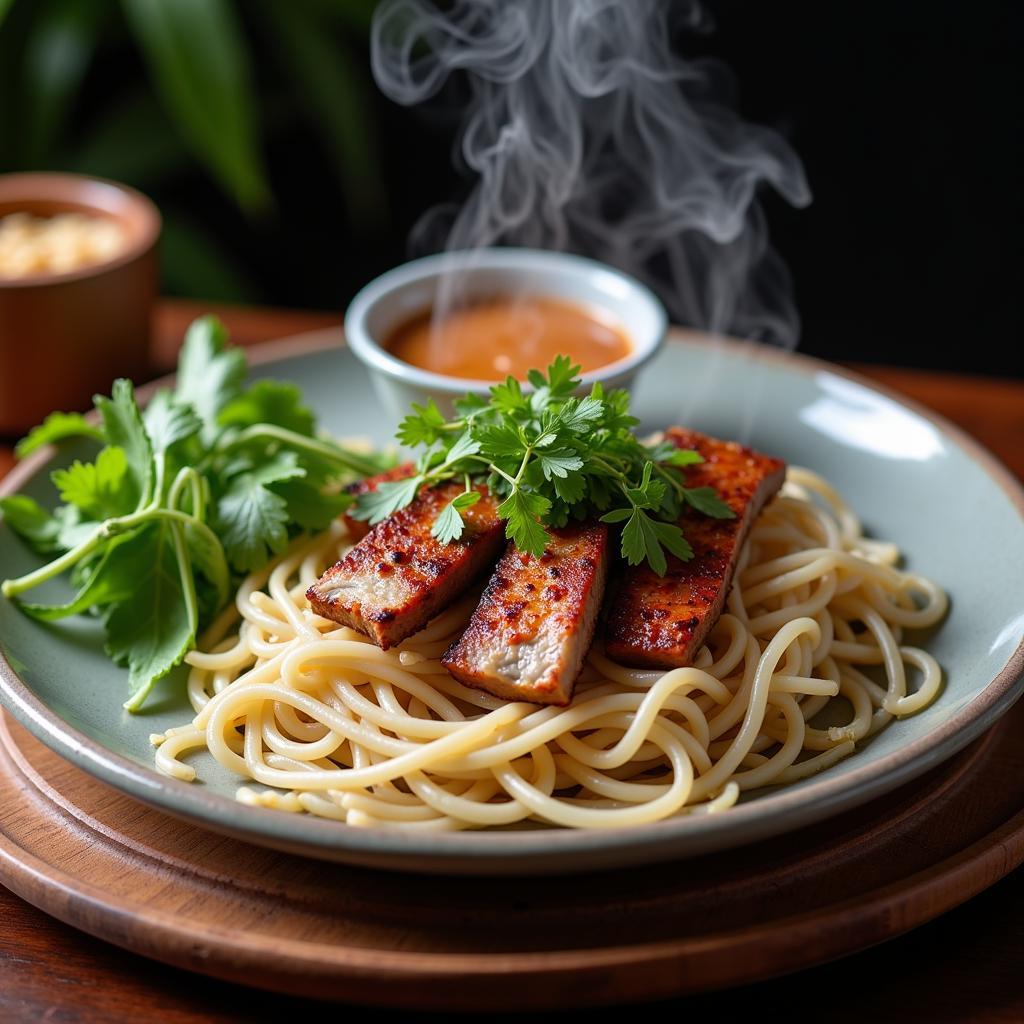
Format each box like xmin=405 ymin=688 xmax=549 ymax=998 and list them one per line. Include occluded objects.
xmin=0 ymin=0 xmax=393 ymax=306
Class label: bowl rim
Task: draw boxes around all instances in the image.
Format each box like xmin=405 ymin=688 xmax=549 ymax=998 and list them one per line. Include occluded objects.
xmin=0 ymin=171 xmax=161 ymax=289
xmin=0 ymin=327 xmax=1022 ymax=873
xmin=344 ymin=247 xmax=669 ymax=393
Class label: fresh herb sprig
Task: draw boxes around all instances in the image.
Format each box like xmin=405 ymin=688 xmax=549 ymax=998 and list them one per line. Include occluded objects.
xmin=0 ymin=316 xmax=388 ymax=710
xmin=352 ymin=356 xmax=734 ymax=574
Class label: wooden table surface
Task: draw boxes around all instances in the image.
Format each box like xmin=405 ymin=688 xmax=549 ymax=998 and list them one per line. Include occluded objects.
xmin=1 ymin=300 xmax=1022 ymax=1022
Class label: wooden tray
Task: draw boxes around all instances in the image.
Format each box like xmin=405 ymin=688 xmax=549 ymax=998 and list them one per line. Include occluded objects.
xmin=1 ymin=703 xmax=1023 ymax=1011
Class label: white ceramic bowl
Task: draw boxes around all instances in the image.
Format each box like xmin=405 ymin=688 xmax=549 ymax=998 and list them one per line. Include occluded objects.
xmin=344 ymin=248 xmax=667 ymax=417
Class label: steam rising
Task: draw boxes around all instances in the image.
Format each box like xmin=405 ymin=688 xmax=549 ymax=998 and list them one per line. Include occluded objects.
xmin=371 ymin=0 xmax=810 ymax=347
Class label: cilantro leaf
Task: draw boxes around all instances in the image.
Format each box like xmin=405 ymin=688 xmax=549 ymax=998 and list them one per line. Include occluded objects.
xmin=557 ymin=395 xmax=604 ymax=433
xmin=684 ymin=487 xmax=736 ymax=519
xmin=143 ymin=390 xmax=202 ymax=455
xmin=498 ymin=488 xmax=551 ymax=557
xmin=490 ymin=376 xmax=528 ymax=416
xmin=441 ymin=430 xmax=481 ymax=466
xmin=51 ymin=446 xmax=135 ymax=521
xmin=552 ymin=472 xmax=587 ymax=504
xmin=539 ymin=448 xmax=584 ymax=481
xmin=351 ymin=474 xmax=424 ymax=525
xmin=218 ymin=379 xmax=316 ymax=437
xmin=216 ymin=453 xmax=305 ymax=572
xmin=175 ymin=315 xmax=246 ymax=438
xmin=15 ymin=412 xmax=104 ymax=457
xmin=431 ymin=489 xmax=480 ymax=545
xmin=397 ymin=399 xmax=447 ymax=447
xmin=94 ymin=379 xmax=153 ymax=507
xmin=662 ymin=447 xmax=704 ymax=467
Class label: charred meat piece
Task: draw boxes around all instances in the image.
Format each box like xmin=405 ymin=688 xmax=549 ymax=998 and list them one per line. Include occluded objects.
xmin=341 ymin=463 xmax=416 ymax=541
xmin=442 ymin=524 xmax=609 ymax=706
xmin=308 ymin=482 xmax=504 ymax=648
xmin=604 ymin=428 xmax=785 ymax=669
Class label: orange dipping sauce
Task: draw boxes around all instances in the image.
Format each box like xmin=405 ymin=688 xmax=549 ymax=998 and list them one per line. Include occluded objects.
xmin=383 ymin=296 xmax=632 ymax=381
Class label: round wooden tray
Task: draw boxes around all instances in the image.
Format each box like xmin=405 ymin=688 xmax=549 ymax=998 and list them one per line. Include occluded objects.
xmin=1 ymin=704 xmax=1023 ymax=1011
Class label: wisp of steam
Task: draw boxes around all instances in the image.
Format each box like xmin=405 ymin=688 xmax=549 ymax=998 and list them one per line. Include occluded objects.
xmin=371 ymin=0 xmax=810 ymax=350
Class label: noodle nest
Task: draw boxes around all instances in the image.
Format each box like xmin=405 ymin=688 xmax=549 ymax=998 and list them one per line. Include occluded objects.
xmin=152 ymin=468 xmax=947 ymax=831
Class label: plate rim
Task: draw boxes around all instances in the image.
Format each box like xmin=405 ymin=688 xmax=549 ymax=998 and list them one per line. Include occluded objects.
xmin=1 ymin=328 xmax=1022 ymax=871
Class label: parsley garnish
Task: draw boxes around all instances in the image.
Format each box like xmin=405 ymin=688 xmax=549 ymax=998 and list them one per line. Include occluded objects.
xmin=0 ymin=316 xmax=390 ymax=711
xmin=352 ymin=355 xmax=735 ymax=572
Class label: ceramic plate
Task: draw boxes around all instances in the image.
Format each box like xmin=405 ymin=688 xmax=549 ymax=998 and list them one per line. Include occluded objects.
xmin=2 ymin=329 xmax=1022 ymax=875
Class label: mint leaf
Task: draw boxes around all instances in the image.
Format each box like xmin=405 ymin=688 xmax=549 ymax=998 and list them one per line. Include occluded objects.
xmin=218 ymin=379 xmax=315 ymax=437
xmin=95 ymin=379 xmax=152 ymax=507
xmin=684 ymin=487 xmax=736 ymax=519
xmin=104 ymin=520 xmax=196 ymax=709
xmin=15 ymin=412 xmax=104 ymax=458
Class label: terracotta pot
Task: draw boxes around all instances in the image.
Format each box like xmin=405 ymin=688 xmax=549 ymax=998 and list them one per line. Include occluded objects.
xmin=0 ymin=173 xmax=160 ymax=436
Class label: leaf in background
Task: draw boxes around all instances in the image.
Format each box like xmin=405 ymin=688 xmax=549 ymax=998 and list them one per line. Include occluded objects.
xmin=121 ymin=0 xmax=270 ymax=214
xmin=218 ymin=380 xmax=316 ymax=437
xmin=94 ymin=379 xmax=153 ymax=507
xmin=69 ymin=91 xmax=189 ymax=186
xmin=256 ymin=0 xmax=384 ymax=228
xmin=15 ymin=411 xmax=105 ymax=457
xmin=175 ymin=315 xmax=246 ymax=438
xmin=22 ymin=0 xmax=108 ymax=164
xmin=159 ymin=215 xmax=257 ymax=305
xmin=0 ymin=0 xmax=14 ymax=30
xmin=104 ymin=519 xmax=196 ymax=709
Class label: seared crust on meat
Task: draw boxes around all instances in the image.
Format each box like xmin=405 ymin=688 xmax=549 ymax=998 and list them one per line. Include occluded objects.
xmin=308 ymin=482 xmax=504 ymax=648
xmin=442 ymin=524 xmax=609 ymax=706
xmin=342 ymin=463 xmax=416 ymax=541
xmin=604 ymin=429 xmax=785 ymax=669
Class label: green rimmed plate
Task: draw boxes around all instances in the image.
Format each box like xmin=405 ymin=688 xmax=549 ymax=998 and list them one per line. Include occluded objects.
xmin=2 ymin=329 xmax=1022 ymax=875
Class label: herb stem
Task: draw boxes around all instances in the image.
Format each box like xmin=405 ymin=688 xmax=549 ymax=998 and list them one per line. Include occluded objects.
xmin=222 ymin=425 xmax=381 ymax=477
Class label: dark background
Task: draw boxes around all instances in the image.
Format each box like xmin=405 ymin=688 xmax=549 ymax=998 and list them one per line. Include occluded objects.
xmin=1 ymin=0 xmax=1020 ymax=377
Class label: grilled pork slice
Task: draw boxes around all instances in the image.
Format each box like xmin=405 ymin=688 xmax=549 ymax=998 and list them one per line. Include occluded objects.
xmin=442 ymin=524 xmax=609 ymax=706
xmin=341 ymin=463 xmax=415 ymax=541
xmin=604 ymin=428 xmax=786 ymax=669
xmin=308 ymin=482 xmax=504 ymax=648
